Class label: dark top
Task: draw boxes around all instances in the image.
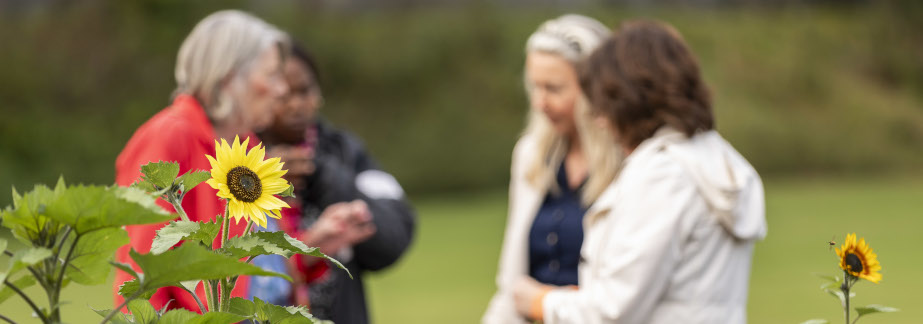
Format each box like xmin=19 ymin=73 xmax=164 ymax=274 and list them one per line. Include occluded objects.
xmin=528 ymin=161 xmax=586 ymax=286
xmin=255 ymin=119 xmax=416 ymax=324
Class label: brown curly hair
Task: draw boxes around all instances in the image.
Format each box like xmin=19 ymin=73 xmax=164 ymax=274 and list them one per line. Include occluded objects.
xmin=580 ymin=20 xmax=713 ymax=150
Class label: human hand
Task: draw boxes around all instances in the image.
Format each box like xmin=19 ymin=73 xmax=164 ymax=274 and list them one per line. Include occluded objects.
xmin=512 ymin=276 xmax=553 ymax=321
xmin=337 ymin=200 xmax=376 ymax=246
xmin=302 ymin=200 xmax=376 ymax=255
xmin=266 ymin=144 xmax=314 ymax=191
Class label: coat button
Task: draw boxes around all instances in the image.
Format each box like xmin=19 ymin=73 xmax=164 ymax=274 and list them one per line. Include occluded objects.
xmin=552 ymin=209 xmax=564 ymax=221
xmin=549 ymin=260 xmax=560 ymax=272
xmin=547 ymin=232 xmax=558 ymax=246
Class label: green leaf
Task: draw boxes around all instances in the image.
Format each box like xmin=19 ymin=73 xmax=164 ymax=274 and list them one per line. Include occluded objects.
xmin=0 ymin=275 xmax=37 ymax=304
xmin=228 ymin=297 xmax=257 ymax=319
xmin=1 ymin=247 xmax=53 ymax=283
xmin=813 ymin=272 xmax=840 ymax=283
xmin=855 ymin=304 xmax=899 ymax=317
xmin=257 ymin=296 xmax=317 ymax=324
xmin=128 ymin=243 xmax=291 ymax=297
xmin=2 ymin=183 xmax=64 ymax=242
xmin=0 ymin=238 xmax=7 ymax=254
xmin=229 ymin=297 xmax=317 ymax=323
xmin=824 ymin=288 xmax=855 ymax=305
xmin=159 ymin=309 xmax=245 ymax=324
xmin=18 ymin=246 xmax=52 ymax=265
xmin=112 ymin=262 xmax=139 ymax=279
xmin=150 ymin=220 xmax=221 ymax=254
xmin=10 ymin=186 xmax=22 ymax=209
xmin=45 ymin=185 xmax=175 ymax=235
xmin=159 ymin=309 xmax=198 ymax=324
xmin=118 ymin=278 xmax=156 ymax=300
xmin=131 ymin=180 xmax=158 ymax=194
xmin=127 ymin=299 xmax=158 ymax=324
xmin=179 ymin=280 xmax=200 ymax=293
xmin=799 ymin=320 xmax=829 ymax=324
xmin=53 ymin=176 xmax=66 ymax=195
xmin=819 ymin=281 xmax=839 ymax=291
xmin=223 ymin=231 xmax=350 ymax=278
xmin=176 ymin=170 xmax=211 ymax=193
xmin=113 ymin=186 xmax=169 ymax=215
xmin=280 ymin=184 xmax=296 ymax=198
xmin=140 ymin=161 xmax=181 ymax=189
xmin=65 ymin=228 xmax=129 ymax=285
xmin=92 ymin=307 xmax=132 ymax=324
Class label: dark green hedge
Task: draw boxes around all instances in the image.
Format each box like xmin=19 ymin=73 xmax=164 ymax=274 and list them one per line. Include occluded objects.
xmin=1 ymin=1 xmax=921 ymax=206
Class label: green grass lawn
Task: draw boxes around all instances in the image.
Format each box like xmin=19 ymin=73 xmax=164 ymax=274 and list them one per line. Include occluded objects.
xmin=2 ymin=176 xmax=921 ymax=323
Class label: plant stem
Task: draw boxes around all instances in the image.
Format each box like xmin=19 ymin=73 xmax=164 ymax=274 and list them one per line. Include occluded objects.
xmin=182 ymin=283 xmax=207 ymax=314
xmin=221 ymin=201 xmax=230 ymax=248
xmin=0 ymin=313 xmax=18 ymax=324
xmin=49 ymin=235 xmax=80 ymax=322
xmin=842 ymin=271 xmax=850 ymax=324
xmin=51 ymin=227 xmax=72 ymax=267
xmin=169 ymin=193 xmax=190 ymax=222
xmin=220 ymin=278 xmax=232 ymax=312
xmin=203 ymin=280 xmax=214 ymax=312
xmin=210 ymin=279 xmax=220 ymax=312
xmin=4 ymin=252 xmax=49 ymax=310
xmin=4 ymin=280 xmax=49 ymax=323
xmin=101 ymin=290 xmax=142 ymax=324
xmin=243 ymin=219 xmax=253 ymax=237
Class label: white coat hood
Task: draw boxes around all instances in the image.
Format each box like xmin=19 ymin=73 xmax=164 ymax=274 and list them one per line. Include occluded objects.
xmin=652 ymin=127 xmax=767 ymax=241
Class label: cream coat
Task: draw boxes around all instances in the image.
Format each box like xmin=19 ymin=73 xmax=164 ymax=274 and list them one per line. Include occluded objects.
xmin=542 ymin=127 xmax=767 ymax=324
xmin=483 ymin=134 xmax=552 ymax=324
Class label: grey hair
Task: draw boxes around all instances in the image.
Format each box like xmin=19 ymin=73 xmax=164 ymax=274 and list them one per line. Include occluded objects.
xmin=525 ymin=14 xmax=611 ymax=63
xmin=174 ymin=10 xmax=290 ymax=121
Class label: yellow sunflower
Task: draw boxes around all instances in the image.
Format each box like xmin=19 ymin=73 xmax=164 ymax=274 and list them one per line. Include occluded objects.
xmin=835 ymin=233 xmax=882 ymax=283
xmin=205 ymin=136 xmax=290 ymax=228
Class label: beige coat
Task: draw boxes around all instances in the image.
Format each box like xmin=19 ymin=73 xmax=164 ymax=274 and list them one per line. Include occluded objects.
xmin=483 ymin=134 xmax=551 ymax=324
xmin=542 ymin=127 xmax=766 ymax=324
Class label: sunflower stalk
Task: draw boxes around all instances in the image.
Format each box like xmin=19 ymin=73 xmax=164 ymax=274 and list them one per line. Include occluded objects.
xmin=0 ymin=313 xmax=17 ymax=324
xmin=49 ymin=234 xmax=80 ymax=322
xmin=842 ymin=272 xmax=851 ymax=324
xmin=243 ymin=218 xmax=253 ymax=237
xmin=179 ymin=281 xmax=207 ymax=314
xmin=167 ymin=191 xmax=190 ymax=222
xmin=4 ymin=280 xmax=48 ymax=323
xmin=220 ymin=278 xmax=233 ymax=312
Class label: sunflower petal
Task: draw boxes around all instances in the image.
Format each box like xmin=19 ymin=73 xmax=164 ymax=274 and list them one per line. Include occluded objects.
xmin=270 ymin=209 xmax=282 ymax=220
xmin=254 ymin=157 xmax=283 ymax=178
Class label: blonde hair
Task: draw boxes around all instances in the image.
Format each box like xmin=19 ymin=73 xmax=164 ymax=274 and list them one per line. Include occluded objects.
xmin=522 ymin=14 xmax=622 ymax=206
xmin=174 ymin=10 xmax=290 ymax=121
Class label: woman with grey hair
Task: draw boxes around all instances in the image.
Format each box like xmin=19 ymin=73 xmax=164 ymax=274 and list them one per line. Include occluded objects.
xmin=113 ymin=10 xmax=289 ymax=312
xmin=482 ymin=14 xmax=621 ymax=324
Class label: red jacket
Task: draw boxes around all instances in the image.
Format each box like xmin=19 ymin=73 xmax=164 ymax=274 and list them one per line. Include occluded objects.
xmin=114 ymin=94 xmax=252 ymax=312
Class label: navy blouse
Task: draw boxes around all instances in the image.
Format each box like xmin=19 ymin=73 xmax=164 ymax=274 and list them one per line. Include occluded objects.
xmin=528 ymin=161 xmax=586 ymax=286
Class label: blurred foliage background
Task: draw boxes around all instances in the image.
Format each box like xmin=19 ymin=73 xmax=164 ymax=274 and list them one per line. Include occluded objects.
xmin=1 ymin=0 xmax=922 ymax=205
xmin=1 ymin=0 xmax=922 ymax=323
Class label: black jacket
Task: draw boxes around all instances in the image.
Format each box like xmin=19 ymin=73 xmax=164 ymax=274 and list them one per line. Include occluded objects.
xmin=297 ymin=119 xmax=416 ymax=324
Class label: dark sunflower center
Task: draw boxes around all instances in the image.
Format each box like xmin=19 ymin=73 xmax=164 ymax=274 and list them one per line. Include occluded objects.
xmin=845 ymin=253 xmax=863 ymax=273
xmin=227 ymin=166 xmax=262 ymax=203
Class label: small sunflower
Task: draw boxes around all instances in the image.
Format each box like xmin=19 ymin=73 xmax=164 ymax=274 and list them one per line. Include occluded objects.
xmin=205 ymin=136 xmax=290 ymax=228
xmin=835 ymin=233 xmax=882 ymax=283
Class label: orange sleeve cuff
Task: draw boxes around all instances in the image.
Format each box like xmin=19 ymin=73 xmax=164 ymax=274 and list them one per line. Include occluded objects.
xmin=529 ymin=286 xmax=554 ymax=321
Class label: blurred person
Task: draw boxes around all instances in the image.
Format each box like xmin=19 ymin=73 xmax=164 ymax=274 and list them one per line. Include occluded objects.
xmin=512 ymin=20 xmax=767 ymax=324
xmin=482 ymin=14 xmax=622 ymax=324
xmin=249 ymin=43 xmax=416 ymax=324
xmin=113 ymin=10 xmax=289 ymax=312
